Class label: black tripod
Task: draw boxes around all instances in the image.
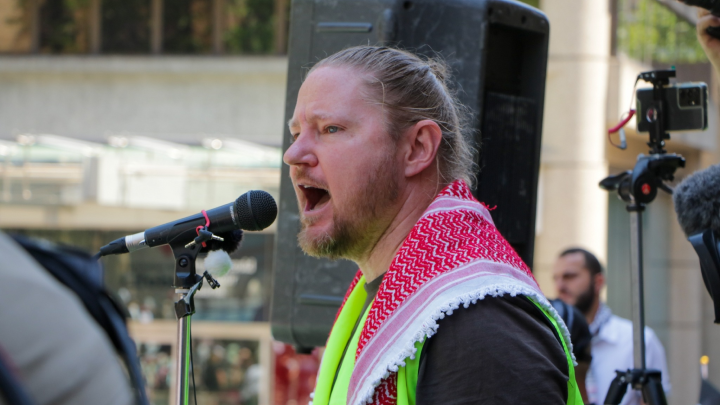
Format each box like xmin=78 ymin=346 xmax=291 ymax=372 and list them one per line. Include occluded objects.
xmin=599 ymin=70 xmax=684 ymax=405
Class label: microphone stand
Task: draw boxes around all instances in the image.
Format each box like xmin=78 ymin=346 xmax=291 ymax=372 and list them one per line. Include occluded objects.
xmin=96 ymin=191 xmax=277 ymax=404
xmin=169 ymin=229 xmax=222 ymax=405
xmin=599 ymin=69 xmax=684 ymax=405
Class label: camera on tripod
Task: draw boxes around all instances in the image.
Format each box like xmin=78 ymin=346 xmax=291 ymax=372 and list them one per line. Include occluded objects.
xmin=598 ymin=68 xmax=711 ymax=405
xmin=636 ymin=82 xmax=708 ymax=133
xmin=602 ymin=69 xmax=708 ymax=205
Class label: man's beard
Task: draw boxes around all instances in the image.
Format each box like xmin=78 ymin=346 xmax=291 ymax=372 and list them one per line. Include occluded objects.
xmin=575 ymin=278 xmax=596 ymax=315
xmin=297 ymin=151 xmax=399 ymax=260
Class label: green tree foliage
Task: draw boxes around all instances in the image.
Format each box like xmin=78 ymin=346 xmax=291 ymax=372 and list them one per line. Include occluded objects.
xmin=102 ymin=0 xmax=151 ymax=53
xmin=617 ymin=0 xmax=707 ymax=63
xmin=163 ymin=0 xmax=213 ymax=53
xmin=39 ymin=0 xmax=90 ymax=53
xmin=225 ymin=0 xmax=276 ymax=54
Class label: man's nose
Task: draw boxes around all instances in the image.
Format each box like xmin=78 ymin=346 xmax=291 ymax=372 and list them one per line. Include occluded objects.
xmin=283 ymin=133 xmax=318 ymax=167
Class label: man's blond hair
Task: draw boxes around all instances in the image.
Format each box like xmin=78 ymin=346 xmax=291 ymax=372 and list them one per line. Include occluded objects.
xmin=310 ymin=46 xmax=477 ymax=187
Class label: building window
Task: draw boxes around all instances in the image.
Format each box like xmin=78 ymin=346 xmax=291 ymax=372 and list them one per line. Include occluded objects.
xmin=163 ymin=0 xmax=213 ymax=54
xmin=225 ymin=0 xmax=275 ymax=54
xmin=38 ymin=0 xmax=92 ymax=53
xmin=0 ymin=0 xmax=35 ymax=53
xmin=0 ymin=0 xmax=288 ymax=55
xmin=102 ymin=0 xmax=151 ymax=53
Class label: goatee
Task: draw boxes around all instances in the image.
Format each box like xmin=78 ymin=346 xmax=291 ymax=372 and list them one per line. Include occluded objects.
xmin=297 ymin=149 xmax=399 ymax=260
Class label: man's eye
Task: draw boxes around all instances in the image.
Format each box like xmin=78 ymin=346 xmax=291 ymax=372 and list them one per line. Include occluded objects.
xmin=290 ymin=133 xmax=299 ymax=143
xmin=326 ymin=126 xmax=339 ymax=134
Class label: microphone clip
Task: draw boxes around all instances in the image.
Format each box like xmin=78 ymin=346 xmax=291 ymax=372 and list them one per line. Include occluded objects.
xmin=203 ymin=270 xmax=221 ymax=289
xmin=185 ymin=228 xmax=225 ymax=249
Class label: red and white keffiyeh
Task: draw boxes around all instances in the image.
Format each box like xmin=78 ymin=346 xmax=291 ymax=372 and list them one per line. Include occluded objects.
xmin=318 ymin=180 xmax=572 ymax=405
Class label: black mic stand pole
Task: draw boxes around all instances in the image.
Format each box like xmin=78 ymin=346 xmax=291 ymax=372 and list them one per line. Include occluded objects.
xmin=599 ymin=69 xmax=686 ymax=405
xmin=169 ymin=229 xmax=222 ymax=405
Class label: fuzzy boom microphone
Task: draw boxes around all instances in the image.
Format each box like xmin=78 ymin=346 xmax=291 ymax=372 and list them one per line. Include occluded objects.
xmin=673 ymin=163 xmax=720 ymax=322
xmin=201 ymin=229 xmax=243 ymax=278
xmin=673 ymin=164 xmax=720 ymax=237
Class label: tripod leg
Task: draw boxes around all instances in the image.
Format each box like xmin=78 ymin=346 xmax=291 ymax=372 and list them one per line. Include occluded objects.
xmin=604 ymin=370 xmax=629 ymax=405
xmin=641 ymin=370 xmax=668 ymax=405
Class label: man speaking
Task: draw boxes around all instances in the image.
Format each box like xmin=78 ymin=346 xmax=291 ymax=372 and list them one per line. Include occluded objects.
xmin=284 ymin=46 xmax=582 ymax=405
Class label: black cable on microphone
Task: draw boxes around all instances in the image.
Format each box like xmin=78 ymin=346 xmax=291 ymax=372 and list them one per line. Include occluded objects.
xmin=97 ymin=190 xmax=277 ymax=258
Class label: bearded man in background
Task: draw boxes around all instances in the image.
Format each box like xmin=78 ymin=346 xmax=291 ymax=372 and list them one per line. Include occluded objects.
xmin=553 ymin=248 xmax=670 ymax=405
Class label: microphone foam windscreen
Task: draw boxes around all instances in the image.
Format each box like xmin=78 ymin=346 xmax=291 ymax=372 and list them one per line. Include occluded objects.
xmin=234 ymin=190 xmax=278 ymax=231
xmin=673 ymin=163 xmax=720 ymax=236
xmin=204 ymin=250 xmax=232 ymax=278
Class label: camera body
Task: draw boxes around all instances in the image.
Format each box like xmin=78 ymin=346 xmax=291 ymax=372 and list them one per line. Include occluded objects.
xmin=636 ymin=82 xmax=708 ymax=133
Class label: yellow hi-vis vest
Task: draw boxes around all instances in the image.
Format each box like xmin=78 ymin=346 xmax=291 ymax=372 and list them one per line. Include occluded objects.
xmin=312 ymin=275 xmax=584 ymax=405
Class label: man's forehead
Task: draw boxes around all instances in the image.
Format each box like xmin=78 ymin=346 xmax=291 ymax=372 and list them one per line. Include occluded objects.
xmin=557 ymin=266 xmax=584 ymax=275
xmin=555 ymin=253 xmax=588 ymax=272
xmin=289 ymin=68 xmax=377 ymax=128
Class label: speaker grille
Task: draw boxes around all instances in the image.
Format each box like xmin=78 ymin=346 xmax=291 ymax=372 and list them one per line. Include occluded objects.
xmin=478 ymin=92 xmax=537 ymax=248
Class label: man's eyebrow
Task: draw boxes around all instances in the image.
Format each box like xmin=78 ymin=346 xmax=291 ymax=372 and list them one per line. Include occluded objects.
xmin=288 ymin=111 xmax=329 ymax=129
xmin=288 ymin=111 xmax=352 ymax=129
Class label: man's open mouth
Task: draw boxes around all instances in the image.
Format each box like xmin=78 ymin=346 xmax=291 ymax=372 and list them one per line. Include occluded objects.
xmin=300 ymin=185 xmax=331 ymax=212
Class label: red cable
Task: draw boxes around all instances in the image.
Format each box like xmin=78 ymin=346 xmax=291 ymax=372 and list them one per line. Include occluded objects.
xmin=194 ymin=210 xmax=210 ymax=248
xmin=608 ymin=109 xmax=635 ymax=134
xmin=608 ymin=110 xmax=635 ymax=149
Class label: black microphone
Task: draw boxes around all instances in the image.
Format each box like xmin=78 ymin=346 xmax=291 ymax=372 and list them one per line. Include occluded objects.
xmin=98 ymin=190 xmax=277 ymax=257
xmin=673 ymin=164 xmax=720 ymax=322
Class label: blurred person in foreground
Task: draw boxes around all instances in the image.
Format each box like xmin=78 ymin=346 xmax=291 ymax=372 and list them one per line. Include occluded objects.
xmin=553 ymin=248 xmax=670 ymax=405
xmin=697 ymin=7 xmax=720 ymax=76
xmin=285 ymin=45 xmax=582 ymax=405
xmin=0 ymin=231 xmax=133 ymax=405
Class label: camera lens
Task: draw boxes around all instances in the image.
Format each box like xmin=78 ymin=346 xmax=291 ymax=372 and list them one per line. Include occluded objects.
xmin=679 ymin=87 xmax=701 ymax=108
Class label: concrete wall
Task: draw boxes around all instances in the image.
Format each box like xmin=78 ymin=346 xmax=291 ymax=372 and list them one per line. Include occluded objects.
xmin=0 ymin=56 xmax=288 ymax=146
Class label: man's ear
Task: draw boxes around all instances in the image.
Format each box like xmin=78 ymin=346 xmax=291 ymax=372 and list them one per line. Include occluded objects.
xmin=594 ymin=272 xmax=605 ymax=294
xmin=403 ymin=120 xmax=443 ymax=178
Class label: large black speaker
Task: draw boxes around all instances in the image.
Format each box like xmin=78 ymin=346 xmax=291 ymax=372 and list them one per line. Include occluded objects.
xmin=271 ymin=0 xmax=550 ymax=349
